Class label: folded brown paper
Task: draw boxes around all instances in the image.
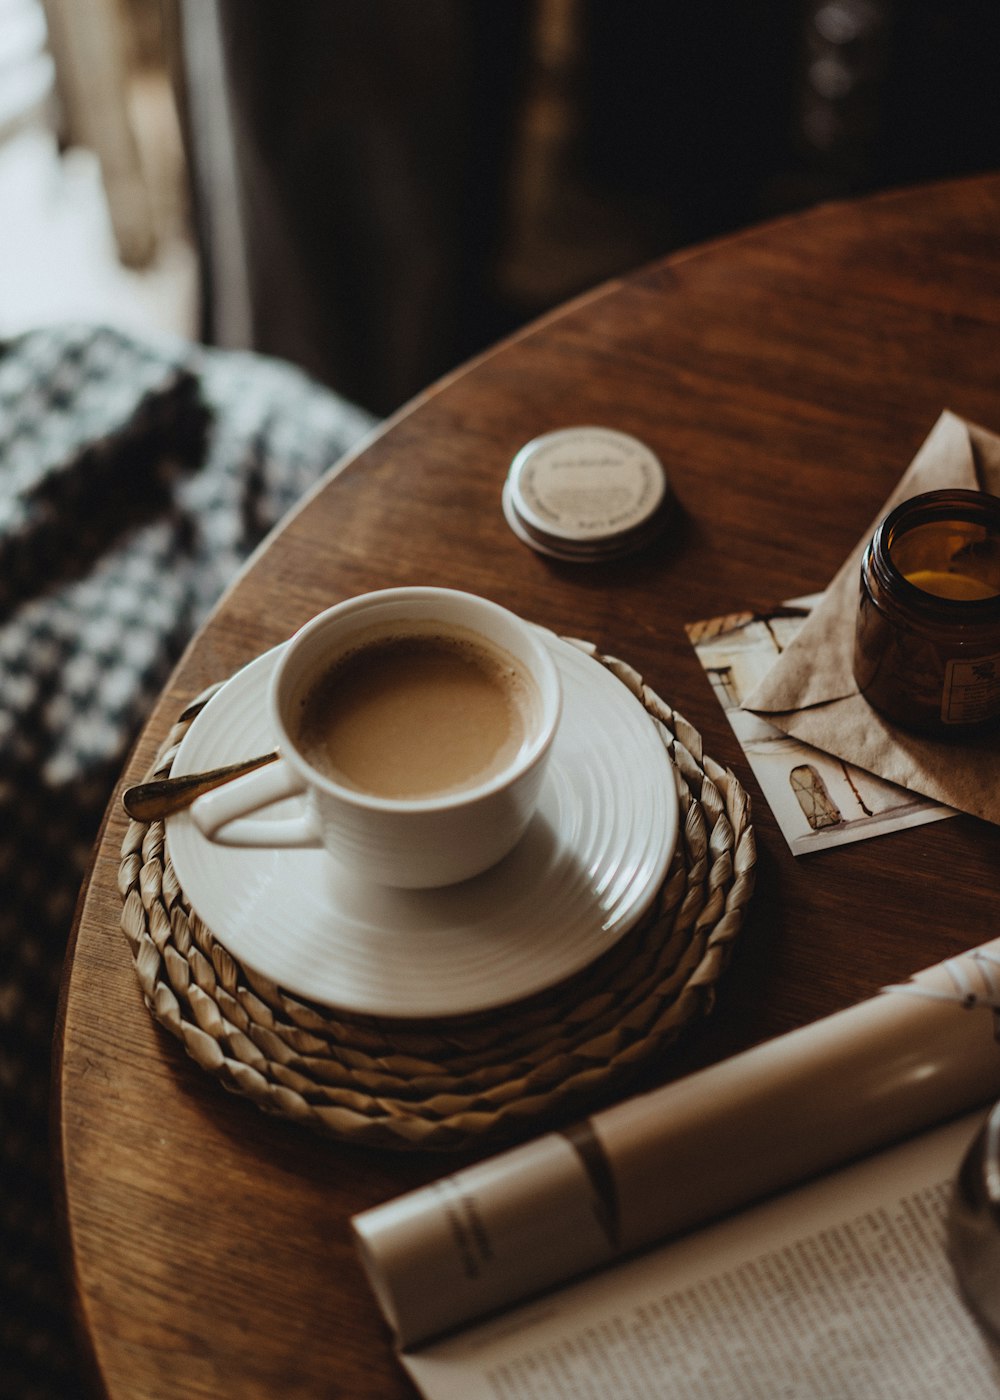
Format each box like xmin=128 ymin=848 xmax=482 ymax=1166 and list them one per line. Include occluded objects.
xmin=743 ymin=411 xmax=1000 ymax=826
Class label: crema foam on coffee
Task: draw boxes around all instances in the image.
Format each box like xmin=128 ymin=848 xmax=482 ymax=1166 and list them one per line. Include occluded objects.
xmin=296 ymin=630 xmax=537 ymax=800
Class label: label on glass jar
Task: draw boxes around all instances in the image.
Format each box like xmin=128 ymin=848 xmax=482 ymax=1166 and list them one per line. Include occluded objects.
xmin=941 ymin=651 xmax=1000 ymax=724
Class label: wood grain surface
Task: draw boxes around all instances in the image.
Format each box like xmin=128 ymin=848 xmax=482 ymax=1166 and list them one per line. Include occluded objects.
xmin=55 ymin=174 xmax=1000 ymax=1399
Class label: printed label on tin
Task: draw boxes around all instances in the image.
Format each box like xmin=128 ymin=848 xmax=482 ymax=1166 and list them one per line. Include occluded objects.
xmin=511 ymin=428 xmax=666 ymax=541
xmin=941 ymin=651 xmax=1000 ymax=724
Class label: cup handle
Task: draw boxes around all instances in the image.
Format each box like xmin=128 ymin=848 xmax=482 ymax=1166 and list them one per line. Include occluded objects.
xmin=190 ymin=758 xmax=322 ymax=848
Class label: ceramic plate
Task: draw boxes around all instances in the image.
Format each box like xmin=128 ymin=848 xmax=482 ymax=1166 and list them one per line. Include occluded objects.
xmin=165 ymin=629 xmax=678 ymax=1018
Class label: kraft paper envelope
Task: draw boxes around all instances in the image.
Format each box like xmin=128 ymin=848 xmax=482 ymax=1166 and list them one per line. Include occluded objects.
xmin=743 ymin=411 xmax=1000 ymax=827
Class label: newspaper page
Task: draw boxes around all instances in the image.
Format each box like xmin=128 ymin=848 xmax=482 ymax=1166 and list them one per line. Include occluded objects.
xmin=401 ymin=1111 xmax=998 ymax=1400
xmin=353 ymin=941 xmax=1000 ymax=1349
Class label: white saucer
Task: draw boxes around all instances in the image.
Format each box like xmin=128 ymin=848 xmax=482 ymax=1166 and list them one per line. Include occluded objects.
xmin=165 ymin=629 xmax=679 ymax=1019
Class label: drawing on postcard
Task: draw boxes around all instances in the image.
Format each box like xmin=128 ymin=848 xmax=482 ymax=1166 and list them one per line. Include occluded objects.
xmin=686 ymin=598 xmax=955 ymax=855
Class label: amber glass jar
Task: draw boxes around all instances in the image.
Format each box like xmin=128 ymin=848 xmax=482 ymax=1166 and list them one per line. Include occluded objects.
xmin=853 ymin=489 xmax=1000 ymax=735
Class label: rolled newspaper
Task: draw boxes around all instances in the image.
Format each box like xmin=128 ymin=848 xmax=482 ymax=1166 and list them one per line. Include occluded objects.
xmin=353 ymin=940 xmax=1000 ymax=1348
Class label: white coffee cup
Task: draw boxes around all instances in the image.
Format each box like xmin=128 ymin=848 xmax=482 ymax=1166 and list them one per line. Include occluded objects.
xmin=190 ymin=587 xmax=562 ymax=888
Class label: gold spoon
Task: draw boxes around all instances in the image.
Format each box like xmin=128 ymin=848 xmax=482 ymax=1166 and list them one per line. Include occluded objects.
xmin=122 ymin=751 xmax=278 ymax=821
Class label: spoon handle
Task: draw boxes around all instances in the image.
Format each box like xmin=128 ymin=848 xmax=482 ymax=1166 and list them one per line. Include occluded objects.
xmin=122 ymin=751 xmax=279 ymax=821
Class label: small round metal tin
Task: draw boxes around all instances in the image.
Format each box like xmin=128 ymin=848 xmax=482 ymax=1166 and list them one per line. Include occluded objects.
xmin=503 ymin=426 xmax=670 ymax=562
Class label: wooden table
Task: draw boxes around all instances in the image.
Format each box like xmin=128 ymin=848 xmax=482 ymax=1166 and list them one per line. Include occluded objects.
xmin=55 ymin=173 xmax=1000 ymax=1399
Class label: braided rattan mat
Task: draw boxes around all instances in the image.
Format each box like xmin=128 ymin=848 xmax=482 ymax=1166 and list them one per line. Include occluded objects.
xmin=119 ymin=640 xmax=756 ymax=1151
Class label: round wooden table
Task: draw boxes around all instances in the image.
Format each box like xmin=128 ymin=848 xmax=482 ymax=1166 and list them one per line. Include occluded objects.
xmin=56 ymin=173 xmax=1000 ymax=1399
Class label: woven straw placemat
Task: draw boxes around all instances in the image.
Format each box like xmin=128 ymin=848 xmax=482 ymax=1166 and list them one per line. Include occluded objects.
xmin=119 ymin=639 xmax=756 ymax=1151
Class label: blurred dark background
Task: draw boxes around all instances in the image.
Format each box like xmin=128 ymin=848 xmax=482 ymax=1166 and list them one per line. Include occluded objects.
xmin=11 ymin=0 xmax=1000 ymax=419
xmin=172 ymin=0 xmax=1000 ymax=416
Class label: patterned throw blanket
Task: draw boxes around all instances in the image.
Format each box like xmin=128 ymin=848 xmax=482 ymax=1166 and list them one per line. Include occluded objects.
xmin=0 ymin=324 xmax=374 ymax=1398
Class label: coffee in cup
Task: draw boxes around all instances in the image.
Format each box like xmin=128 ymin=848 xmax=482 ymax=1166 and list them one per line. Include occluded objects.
xmin=296 ymin=626 xmax=540 ymax=800
xmin=190 ymin=588 xmax=561 ymax=887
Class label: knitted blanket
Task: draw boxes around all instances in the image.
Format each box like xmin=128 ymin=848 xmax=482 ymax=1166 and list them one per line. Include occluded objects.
xmin=0 ymin=324 xmax=374 ymax=1399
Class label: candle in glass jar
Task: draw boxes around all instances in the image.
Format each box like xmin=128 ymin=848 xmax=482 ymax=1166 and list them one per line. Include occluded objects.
xmin=903 ymin=569 xmax=999 ymax=601
xmin=853 ymin=489 xmax=1000 ymax=734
